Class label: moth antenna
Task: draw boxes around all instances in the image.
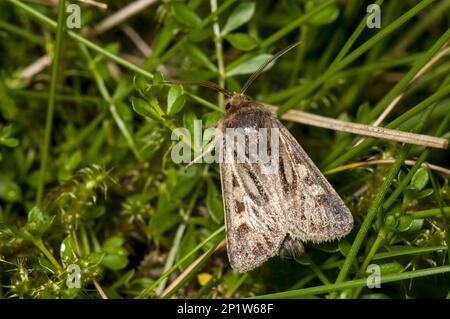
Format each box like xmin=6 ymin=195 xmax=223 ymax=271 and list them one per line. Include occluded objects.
xmin=240 ymin=42 xmax=301 ymax=95
xmin=164 ymin=80 xmax=233 ymax=98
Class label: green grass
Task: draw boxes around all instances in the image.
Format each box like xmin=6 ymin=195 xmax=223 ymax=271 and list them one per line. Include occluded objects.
xmin=0 ymin=0 xmax=449 ymax=299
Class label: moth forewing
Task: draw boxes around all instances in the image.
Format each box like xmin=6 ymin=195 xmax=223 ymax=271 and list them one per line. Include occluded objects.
xmin=219 ymin=100 xmax=353 ymax=273
xmin=275 ymin=118 xmax=353 ymax=242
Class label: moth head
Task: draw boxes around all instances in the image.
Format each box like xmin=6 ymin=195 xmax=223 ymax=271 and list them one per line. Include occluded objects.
xmin=225 ymin=93 xmax=251 ymax=113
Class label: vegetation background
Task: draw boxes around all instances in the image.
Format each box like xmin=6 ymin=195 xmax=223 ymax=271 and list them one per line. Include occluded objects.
xmin=0 ymin=0 xmax=449 ymax=299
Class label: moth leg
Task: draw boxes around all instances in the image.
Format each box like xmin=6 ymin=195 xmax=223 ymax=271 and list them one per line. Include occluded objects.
xmin=280 ymin=234 xmax=304 ymax=259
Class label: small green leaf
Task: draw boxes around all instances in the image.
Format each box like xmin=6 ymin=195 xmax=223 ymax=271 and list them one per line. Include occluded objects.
xmin=101 ymin=236 xmax=129 ymax=271
xmin=181 ymin=42 xmax=218 ymax=72
xmin=202 ymin=111 xmax=223 ymax=128
xmin=416 ymin=188 xmax=433 ymax=199
xmin=133 ymin=75 xmax=150 ymax=93
xmin=153 ymin=71 xmax=164 ymax=86
xmin=0 ymin=221 xmax=34 ymax=241
xmin=176 ymin=224 xmax=197 ymax=270
xmin=0 ymin=125 xmax=19 ymax=147
xmin=87 ymin=252 xmax=105 ymax=266
xmin=356 ymin=102 xmax=372 ymax=123
xmin=306 ymin=1 xmax=340 ymax=25
xmin=224 ymin=33 xmax=258 ymax=51
xmin=27 ymin=206 xmax=54 ymax=236
xmin=131 ymin=97 xmax=160 ymax=120
xmin=102 ymin=254 xmax=129 ymax=271
xmin=396 ymin=215 xmax=414 ymax=232
xmin=1 ymin=137 xmax=19 ymax=147
xmin=411 ymin=168 xmax=429 ymax=190
xmin=102 ymin=236 xmax=124 ymax=253
xmin=183 ymin=110 xmax=198 ymax=142
xmin=207 ymin=179 xmax=224 ymax=224
xmin=167 ymin=85 xmax=186 ymax=115
xmin=150 ymin=209 xmax=182 ymax=235
xmin=226 ymin=54 xmax=273 ymax=77
xmin=60 ymin=236 xmax=77 ymax=267
xmin=379 ymin=262 xmax=404 ymax=275
xmin=171 ymin=2 xmax=202 ymax=28
xmin=0 ymin=80 xmax=18 ymax=120
xmin=170 ymin=171 xmax=200 ymax=201
xmin=222 ymin=2 xmax=255 ymax=35
xmin=187 ymin=28 xmax=213 ymax=42
xmin=0 ymin=177 xmax=22 ymax=202
xmin=38 ymin=256 xmax=57 ymax=274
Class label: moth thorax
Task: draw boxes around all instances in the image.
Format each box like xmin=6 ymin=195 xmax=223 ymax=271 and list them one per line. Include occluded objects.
xmin=225 ymin=94 xmax=251 ymax=112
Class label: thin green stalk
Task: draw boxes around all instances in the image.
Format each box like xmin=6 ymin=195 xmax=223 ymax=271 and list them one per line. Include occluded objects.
xmin=260 ymin=0 xmax=337 ymax=48
xmin=252 ymin=266 xmax=450 ymax=299
xmin=224 ymin=0 xmax=338 ymax=73
xmin=36 ymin=0 xmax=66 ymax=205
xmin=368 ymin=29 xmax=450 ymax=120
xmin=150 ymin=0 xmax=238 ymax=67
xmin=313 ymin=245 xmax=448 ymax=273
xmin=78 ymin=44 xmax=143 ymax=162
xmin=326 ymin=84 xmax=450 ymax=169
xmin=8 ymin=89 xmax=102 ymax=104
xmin=161 ymin=239 xmax=223 ymax=299
xmin=211 ymin=0 xmax=225 ymax=109
xmin=155 ymin=184 xmax=202 ymax=294
xmin=351 ymin=227 xmax=388 ymax=298
xmin=383 ymin=111 xmax=450 ymax=210
xmin=372 ymin=246 xmax=448 ymax=260
xmin=300 ymin=255 xmax=330 ymax=286
xmin=393 ymin=0 xmax=450 ymax=52
xmin=288 ymin=25 xmax=308 ymax=86
xmin=33 ymin=238 xmax=63 ymax=272
xmin=186 ymin=92 xmax=225 ymax=113
xmin=329 ymin=0 xmax=384 ymax=68
xmin=333 ymin=144 xmax=410 ymax=292
xmin=411 ymin=207 xmax=450 ymax=219
xmin=334 ymin=102 xmax=435 ymax=297
xmin=138 ymin=226 xmax=225 ymax=298
xmin=0 ymin=18 xmax=44 ymax=44
xmin=274 ymin=0 xmax=435 ymax=112
xmin=7 ymin=0 xmax=154 ymax=80
xmin=225 ymin=273 xmax=249 ymax=298
xmin=429 ymin=171 xmax=450 ymax=263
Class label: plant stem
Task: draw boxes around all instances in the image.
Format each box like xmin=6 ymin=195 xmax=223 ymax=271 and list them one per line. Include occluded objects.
xmin=252 ymin=265 xmax=450 ymax=299
xmin=34 ymin=238 xmax=63 ymax=272
xmin=155 ymin=184 xmax=202 ymax=294
xmin=78 ymin=44 xmax=143 ymax=162
xmin=36 ymin=0 xmax=66 ymax=205
xmin=329 ymin=0 xmax=384 ymax=68
xmin=332 ymin=145 xmax=410 ymax=295
xmin=138 ymin=225 xmax=225 ymax=298
xmin=274 ymin=0 xmax=435 ymax=112
xmin=210 ymin=0 xmax=225 ymax=109
xmin=429 ymin=171 xmax=450 ymax=263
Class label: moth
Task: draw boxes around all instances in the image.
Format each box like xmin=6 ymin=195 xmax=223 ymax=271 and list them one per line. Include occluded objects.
xmin=174 ymin=43 xmax=353 ymax=273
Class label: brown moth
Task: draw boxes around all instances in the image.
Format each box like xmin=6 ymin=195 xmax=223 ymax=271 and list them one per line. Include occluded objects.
xmin=174 ymin=43 xmax=353 ymax=273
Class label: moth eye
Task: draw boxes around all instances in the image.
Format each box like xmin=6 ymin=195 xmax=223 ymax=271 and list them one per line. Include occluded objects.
xmin=225 ymin=103 xmax=231 ymax=111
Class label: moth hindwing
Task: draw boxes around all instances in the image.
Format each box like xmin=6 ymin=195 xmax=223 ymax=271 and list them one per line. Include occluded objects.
xmin=218 ymin=96 xmax=353 ymax=273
